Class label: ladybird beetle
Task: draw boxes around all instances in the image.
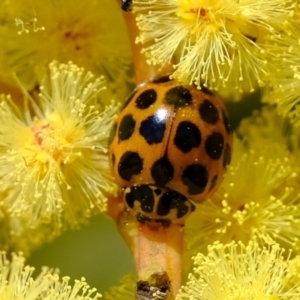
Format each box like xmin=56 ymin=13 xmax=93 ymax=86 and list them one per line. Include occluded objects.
xmin=120 ymin=0 xmax=132 ymax=11
xmin=109 ymin=76 xmax=232 ymax=226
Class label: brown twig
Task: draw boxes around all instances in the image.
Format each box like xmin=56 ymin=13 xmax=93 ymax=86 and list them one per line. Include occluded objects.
xmin=113 ymin=3 xmax=182 ymax=299
xmin=120 ymin=5 xmax=173 ymax=84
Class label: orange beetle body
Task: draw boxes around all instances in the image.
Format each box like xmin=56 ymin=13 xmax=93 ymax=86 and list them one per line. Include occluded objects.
xmin=109 ymin=76 xmax=232 ymax=226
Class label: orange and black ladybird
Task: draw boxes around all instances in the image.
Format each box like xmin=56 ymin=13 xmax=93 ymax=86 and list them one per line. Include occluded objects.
xmin=109 ymin=75 xmax=232 ymax=226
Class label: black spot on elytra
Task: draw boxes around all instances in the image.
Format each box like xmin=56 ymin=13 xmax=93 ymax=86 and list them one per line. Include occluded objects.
xmin=182 ymin=164 xmax=208 ymax=195
xmin=122 ymin=89 xmax=137 ymax=109
xmin=174 ymin=121 xmax=201 ymax=153
xmin=135 ymin=89 xmax=157 ymax=109
xmin=118 ymin=114 xmax=136 ymax=141
xmin=157 ymin=190 xmax=190 ymax=218
xmin=139 ymin=114 xmax=166 ymax=144
xmin=209 ymin=175 xmax=218 ymax=191
xmin=151 ymin=75 xmax=172 ymax=84
xmin=151 ymin=157 xmax=174 ymax=185
xmin=199 ymin=99 xmax=219 ymax=124
xmin=125 ymin=185 xmax=154 ymax=213
xmin=205 ymin=132 xmax=224 ymax=160
xmin=223 ymin=144 xmax=232 ymax=168
xmin=222 ymin=109 xmax=231 ymax=134
xmin=118 ymin=151 xmax=143 ymax=181
xmin=166 ymin=86 xmax=192 ymax=108
xmin=154 ymin=188 xmax=162 ymax=196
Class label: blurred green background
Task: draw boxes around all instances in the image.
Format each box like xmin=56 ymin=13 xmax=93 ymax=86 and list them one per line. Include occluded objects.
xmin=27 ymin=214 xmax=135 ymax=293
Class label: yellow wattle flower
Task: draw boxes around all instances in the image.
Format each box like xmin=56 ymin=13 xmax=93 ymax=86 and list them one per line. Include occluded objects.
xmin=263 ymin=21 xmax=300 ymax=126
xmin=0 ymin=0 xmax=133 ymax=103
xmin=177 ymin=241 xmax=300 ymax=300
xmin=133 ymin=0 xmax=295 ymax=95
xmin=0 ymin=61 xmax=119 ymax=228
xmin=0 ymin=251 xmax=101 ymax=299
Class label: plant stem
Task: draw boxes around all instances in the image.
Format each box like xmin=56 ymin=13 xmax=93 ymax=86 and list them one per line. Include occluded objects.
xmin=119 ymin=5 xmax=173 ymax=84
xmin=113 ymin=3 xmax=182 ymax=299
xmin=135 ymin=223 xmax=184 ymax=300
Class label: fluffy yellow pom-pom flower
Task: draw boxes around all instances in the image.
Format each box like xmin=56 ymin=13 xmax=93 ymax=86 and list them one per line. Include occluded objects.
xmin=0 ymin=251 xmax=101 ymax=299
xmin=0 ymin=61 xmax=118 ymax=228
xmin=134 ymin=0 xmax=294 ymax=94
xmin=177 ymin=241 xmax=300 ymax=300
xmin=0 ymin=0 xmax=133 ymax=102
xmin=263 ymin=22 xmax=300 ymax=126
